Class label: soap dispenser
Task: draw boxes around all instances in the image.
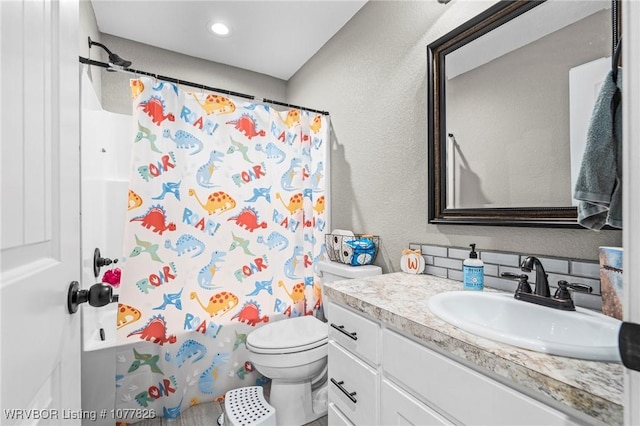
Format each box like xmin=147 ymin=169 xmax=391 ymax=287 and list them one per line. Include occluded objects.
xmin=463 ymin=244 xmax=484 ymax=291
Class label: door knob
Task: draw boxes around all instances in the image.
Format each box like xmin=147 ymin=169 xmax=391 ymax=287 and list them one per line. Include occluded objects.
xmin=67 ymin=281 xmax=119 ymax=314
xmin=619 ymin=322 xmax=640 ymax=372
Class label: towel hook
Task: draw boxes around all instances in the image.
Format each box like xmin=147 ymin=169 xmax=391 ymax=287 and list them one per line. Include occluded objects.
xmin=612 ymin=38 xmax=622 ymax=82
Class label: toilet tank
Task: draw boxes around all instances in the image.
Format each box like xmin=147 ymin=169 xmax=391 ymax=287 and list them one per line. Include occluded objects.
xmin=317 ymin=260 xmax=381 ymax=321
xmin=317 ymin=260 xmax=382 ymax=282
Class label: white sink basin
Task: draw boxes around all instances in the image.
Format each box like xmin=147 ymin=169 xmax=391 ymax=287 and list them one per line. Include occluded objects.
xmin=427 ymin=291 xmax=622 ymax=362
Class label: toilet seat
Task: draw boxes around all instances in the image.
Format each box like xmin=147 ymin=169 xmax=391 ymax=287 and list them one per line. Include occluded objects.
xmin=246 ymin=315 xmax=328 ymax=354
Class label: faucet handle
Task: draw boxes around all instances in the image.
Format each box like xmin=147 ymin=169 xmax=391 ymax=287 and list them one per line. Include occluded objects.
xmin=501 ymin=272 xmax=528 ymax=279
xmin=554 ymin=280 xmax=593 ymax=300
xmin=501 ymin=272 xmax=532 ymax=294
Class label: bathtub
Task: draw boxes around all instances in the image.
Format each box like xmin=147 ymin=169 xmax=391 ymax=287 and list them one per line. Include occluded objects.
xmin=81 ymin=304 xmax=118 ymax=426
xmin=79 ymin=177 xmax=128 ymax=426
xmin=80 ymin=70 xmax=133 ymax=425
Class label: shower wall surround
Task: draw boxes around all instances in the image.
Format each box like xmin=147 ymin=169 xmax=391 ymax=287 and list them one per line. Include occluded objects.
xmin=410 ymin=243 xmax=603 ymax=310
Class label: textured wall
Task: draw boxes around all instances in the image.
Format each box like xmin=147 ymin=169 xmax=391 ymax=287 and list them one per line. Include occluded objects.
xmin=81 ymin=0 xmax=622 ymax=273
xmin=287 ymin=0 xmax=621 ymax=272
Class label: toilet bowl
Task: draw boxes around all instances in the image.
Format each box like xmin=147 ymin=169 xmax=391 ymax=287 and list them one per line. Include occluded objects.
xmin=246 ymin=260 xmax=382 ymax=425
xmin=247 ymin=315 xmax=328 ymax=426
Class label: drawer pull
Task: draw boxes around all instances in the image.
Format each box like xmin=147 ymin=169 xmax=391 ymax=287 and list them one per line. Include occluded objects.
xmin=331 ymin=378 xmax=357 ymax=404
xmin=330 ymin=323 xmax=358 ymax=340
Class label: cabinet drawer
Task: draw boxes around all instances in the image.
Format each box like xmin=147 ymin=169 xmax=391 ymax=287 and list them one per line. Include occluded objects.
xmin=327 ymin=302 xmax=380 ymax=365
xmin=383 ymin=329 xmax=578 ymax=426
xmin=381 ymin=379 xmax=454 ymax=425
xmin=328 ymin=402 xmax=354 ymax=426
xmin=328 ymin=341 xmax=379 ymax=426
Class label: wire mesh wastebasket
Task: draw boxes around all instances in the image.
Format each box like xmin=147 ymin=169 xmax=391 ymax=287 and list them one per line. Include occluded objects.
xmin=325 ymin=233 xmax=379 ymax=266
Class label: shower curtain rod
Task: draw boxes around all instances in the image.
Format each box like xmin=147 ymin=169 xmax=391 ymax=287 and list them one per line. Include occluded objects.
xmin=79 ymin=56 xmax=330 ymax=116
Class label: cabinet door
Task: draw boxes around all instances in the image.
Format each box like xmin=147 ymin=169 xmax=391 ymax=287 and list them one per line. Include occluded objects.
xmin=328 ymin=341 xmax=379 ymax=425
xmin=329 ymin=402 xmax=355 ymax=426
xmin=383 ymin=329 xmax=580 ymax=426
xmin=328 ymin=302 xmax=380 ymax=365
xmin=381 ymin=380 xmax=454 ymax=425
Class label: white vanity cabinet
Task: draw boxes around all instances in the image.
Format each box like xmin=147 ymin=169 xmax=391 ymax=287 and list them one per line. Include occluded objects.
xmin=327 ymin=302 xmax=381 ymax=425
xmin=327 ymin=300 xmax=583 ymax=426
xmin=383 ymin=328 xmax=580 ymax=425
xmin=381 ymin=379 xmax=453 ymax=425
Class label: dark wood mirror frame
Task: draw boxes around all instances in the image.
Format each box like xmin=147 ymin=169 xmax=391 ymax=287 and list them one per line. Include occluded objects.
xmin=427 ymin=0 xmax=620 ymax=227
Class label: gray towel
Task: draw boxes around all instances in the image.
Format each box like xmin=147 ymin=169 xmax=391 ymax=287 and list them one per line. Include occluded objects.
xmin=574 ymin=69 xmax=622 ymax=230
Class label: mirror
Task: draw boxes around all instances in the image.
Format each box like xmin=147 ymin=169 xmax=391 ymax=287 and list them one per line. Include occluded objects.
xmin=427 ymin=0 xmax=617 ymax=226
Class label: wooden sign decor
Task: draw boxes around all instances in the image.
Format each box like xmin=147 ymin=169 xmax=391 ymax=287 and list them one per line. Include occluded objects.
xmin=400 ymin=249 xmax=425 ymax=274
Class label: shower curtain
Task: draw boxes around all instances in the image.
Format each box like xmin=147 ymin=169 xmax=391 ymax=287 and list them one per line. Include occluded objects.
xmin=115 ymin=77 xmax=328 ymax=422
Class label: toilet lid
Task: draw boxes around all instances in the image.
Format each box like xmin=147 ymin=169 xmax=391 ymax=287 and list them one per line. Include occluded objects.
xmin=246 ymin=315 xmax=328 ymax=353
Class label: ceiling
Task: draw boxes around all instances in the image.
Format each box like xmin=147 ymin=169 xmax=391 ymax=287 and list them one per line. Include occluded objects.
xmin=91 ymin=0 xmax=368 ymax=81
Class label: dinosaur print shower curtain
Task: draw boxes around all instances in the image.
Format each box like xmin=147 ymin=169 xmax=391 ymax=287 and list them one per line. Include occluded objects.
xmin=114 ymin=77 xmax=328 ymax=422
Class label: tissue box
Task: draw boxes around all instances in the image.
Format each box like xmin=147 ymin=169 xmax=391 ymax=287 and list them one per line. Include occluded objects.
xmin=599 ymin=247 xmax=623 ymax=320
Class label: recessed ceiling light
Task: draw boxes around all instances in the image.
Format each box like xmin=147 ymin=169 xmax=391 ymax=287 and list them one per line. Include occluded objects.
xmin=209 ymin=22 xmax=231 ymax=37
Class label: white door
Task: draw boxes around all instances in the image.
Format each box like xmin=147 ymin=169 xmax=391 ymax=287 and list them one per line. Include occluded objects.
xmin=1 ymin=1 xmax=82 ymax=425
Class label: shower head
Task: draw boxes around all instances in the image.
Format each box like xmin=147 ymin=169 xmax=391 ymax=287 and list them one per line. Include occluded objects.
xmin=88 ymin=37 xmax=132 ymax=68
xmin=108 ymin=53 xmax=132 ymax=68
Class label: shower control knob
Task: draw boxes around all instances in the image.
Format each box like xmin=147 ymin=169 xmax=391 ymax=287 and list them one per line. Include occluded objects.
xmin=93 ymin=247 xmax=118 ymax=277
xmin=67 ymin=281 xmax=118 ymax=314
xmin=97 ymin=256 xmax=115 ymax=267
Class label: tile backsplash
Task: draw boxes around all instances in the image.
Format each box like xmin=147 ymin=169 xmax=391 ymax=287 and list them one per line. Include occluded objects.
xmin=409 ymin=243 xmax=602 ymax=311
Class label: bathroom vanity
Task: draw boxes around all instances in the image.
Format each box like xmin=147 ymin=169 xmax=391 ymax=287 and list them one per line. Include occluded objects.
xmin=324 ymin=273 xmax=623 ymax=426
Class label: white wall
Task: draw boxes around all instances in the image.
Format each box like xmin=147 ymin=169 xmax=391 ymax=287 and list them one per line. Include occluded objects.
xmin=98 ymin=34 xmax=288 ymax=115
xmin=622 ymin=0 xmax=640 ymax=421
xmin=287 ymin=0 xmax=621 ymax=271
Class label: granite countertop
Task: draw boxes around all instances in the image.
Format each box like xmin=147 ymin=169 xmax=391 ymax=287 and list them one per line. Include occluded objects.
xmin=323 ymin=272 xmax=624 ymax=425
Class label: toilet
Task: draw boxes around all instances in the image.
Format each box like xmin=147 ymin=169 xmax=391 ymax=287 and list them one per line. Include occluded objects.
xmin=245 ymin=260 xmax=382 ymax=425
